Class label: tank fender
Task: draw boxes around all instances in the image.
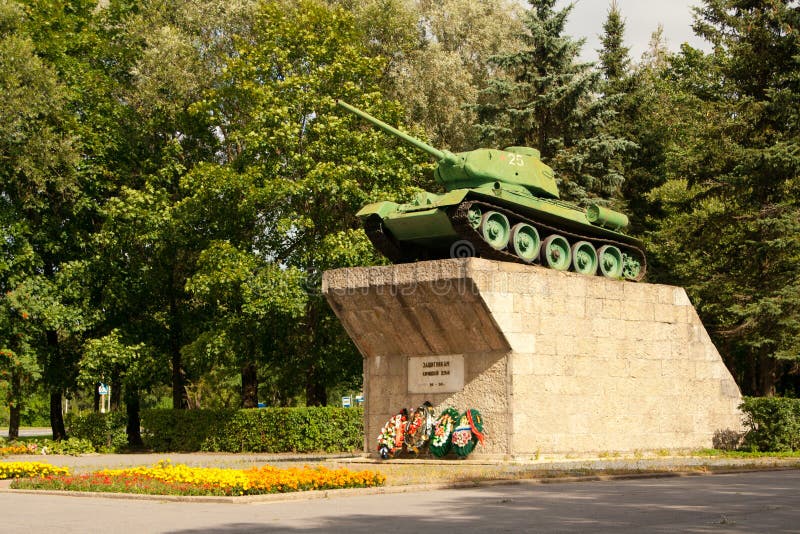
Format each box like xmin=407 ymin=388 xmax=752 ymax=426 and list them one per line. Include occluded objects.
xmin=432 ymin=188 xmax=470 ymax=207
xmin=356 ymin=201 xmax=400 ymax=219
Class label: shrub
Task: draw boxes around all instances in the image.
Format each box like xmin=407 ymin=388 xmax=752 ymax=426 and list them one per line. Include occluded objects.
xmin=740 ymin=397 xmax=800 ymax=452
xmin=142 ymin=408 xmax=235 ymax=452
xmin=66 ymin=412 xmax=128 ymax=452
xmin=141 ymin=407 xmax=363 ymax=453
xmin=41 ymin=437 xmax=97 ymax=455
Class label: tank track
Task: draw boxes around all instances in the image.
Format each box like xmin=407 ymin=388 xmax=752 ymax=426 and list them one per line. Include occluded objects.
xmin=449 ymin=200 xmax=648 ymax=281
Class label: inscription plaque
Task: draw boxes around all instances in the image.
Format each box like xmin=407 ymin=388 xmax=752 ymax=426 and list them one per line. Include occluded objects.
xmin=408 ymin=354 xmax=464 ymax=393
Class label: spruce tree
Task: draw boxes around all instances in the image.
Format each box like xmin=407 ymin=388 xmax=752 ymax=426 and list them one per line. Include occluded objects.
xmin=598 ymin=0 xmax=630 ymax=87
xmin=476 ymin=0 xmax=634 ymax=203
xmin=649 ymin=0 xmax=800 ymax=395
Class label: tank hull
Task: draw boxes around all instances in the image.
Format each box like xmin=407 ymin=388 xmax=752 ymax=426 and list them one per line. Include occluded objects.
xmin=357 ymin=186 xmax=646 ymax=280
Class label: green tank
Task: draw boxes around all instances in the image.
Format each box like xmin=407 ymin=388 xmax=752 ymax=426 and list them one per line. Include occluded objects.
xmin=338 ymin=100 xmax=646 ymax=281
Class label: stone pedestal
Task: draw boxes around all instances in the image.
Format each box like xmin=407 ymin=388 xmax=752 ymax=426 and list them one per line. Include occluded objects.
xmin=322 ymin=258 xmax=743 ymax=457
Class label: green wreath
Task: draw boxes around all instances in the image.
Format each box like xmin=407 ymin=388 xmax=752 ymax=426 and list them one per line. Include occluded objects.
xmin=451 ymin=409 xmax=485 ymax=458
xmin=428 ymin=407 xmax=459 ymax=458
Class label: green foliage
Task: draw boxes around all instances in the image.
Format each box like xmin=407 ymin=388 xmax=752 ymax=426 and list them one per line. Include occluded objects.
xmin=3 ymin=0 xmax=800 ymax=417
xmin=0 ymin=0 xmax=91 ymax=438
xmin=18 ymin=388 xmax=49 ymax=426
xmin=476 ymin=0 xmax=635 ymax=203
xmin=645 ymin=0 xmax=800 ymax=394
xmin=141 ymin=407 xmax=363 ymax=452
xmin=40 ymin=437 xmax=97 ymax=455
xmin=66 ymin=411 xmax=128 ymax=452
xmin=598 ymin=0 xmax=630 ymax=85
xmin=740 ymin=397 xmax=800 ymax=453
xmin=355 ymin=0 xmax=525 ymax=151
xmin=183 ymin=0 xmax=426 ymax=405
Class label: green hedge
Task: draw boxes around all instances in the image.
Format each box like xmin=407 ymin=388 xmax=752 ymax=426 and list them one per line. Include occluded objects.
xmin=68 ymin=407 xmax=364 ymax=453
xmin=740 ymin=397 xmax=800 ymax=452
xmin=66 ymin=411 xmax=128 ymax=452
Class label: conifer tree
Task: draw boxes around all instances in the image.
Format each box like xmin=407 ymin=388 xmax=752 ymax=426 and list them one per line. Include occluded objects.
xmin=476 ymin=0 xmax=634 ymax=203
xmin=649 ymin=0 xmax=800 ymax=395
xmin=598 ymin=0 xmax=630 ymax=87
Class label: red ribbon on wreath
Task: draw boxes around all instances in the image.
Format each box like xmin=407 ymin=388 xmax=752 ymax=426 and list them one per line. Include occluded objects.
xmin=466 ymin=409 xmax=485 ymax=444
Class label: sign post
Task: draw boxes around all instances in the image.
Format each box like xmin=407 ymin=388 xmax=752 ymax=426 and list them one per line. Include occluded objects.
xmin=99 ymin=383 xmax=109 ymax=413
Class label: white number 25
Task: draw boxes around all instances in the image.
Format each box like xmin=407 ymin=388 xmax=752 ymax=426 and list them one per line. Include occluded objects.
xmin=508 ymin=154 xmax=524 ymax=167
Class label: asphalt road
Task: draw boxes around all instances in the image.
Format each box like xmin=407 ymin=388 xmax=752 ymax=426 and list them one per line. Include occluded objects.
xmin=2 ymin=469 xmax=799 ymax=533
xmin=13 ymin=427 xmax=52 ymax=438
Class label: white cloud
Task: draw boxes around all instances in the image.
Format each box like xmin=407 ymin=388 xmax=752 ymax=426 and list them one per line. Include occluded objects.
xmin=554 ymin=0 xmax=711 ymax=63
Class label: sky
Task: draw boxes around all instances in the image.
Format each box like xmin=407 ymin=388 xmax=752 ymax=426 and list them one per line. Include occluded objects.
xmin=554 ymin=0 xmax=712 ymax=63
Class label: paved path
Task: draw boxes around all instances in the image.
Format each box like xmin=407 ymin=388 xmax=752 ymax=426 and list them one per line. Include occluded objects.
xmin=2 ymin=469 xmax=798 ymax=533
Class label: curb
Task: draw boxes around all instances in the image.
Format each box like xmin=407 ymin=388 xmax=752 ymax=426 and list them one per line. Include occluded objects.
xmin=2 ymin=464 xmax=798 ymax=504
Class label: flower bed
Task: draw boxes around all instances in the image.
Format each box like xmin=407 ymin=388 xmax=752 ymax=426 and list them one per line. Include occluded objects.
xmin=0 ymin=461 xmax=70 ymax=479
xmin=0 ymin=438 xmax=95 ymax=456
xmin=0 ymin=445 xmax=31 ymax=456
xmin=10 ymin=460 xmax=385 ymax=496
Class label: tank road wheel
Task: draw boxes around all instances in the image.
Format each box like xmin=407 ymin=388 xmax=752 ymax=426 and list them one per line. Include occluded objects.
xmin=467 ymin=206 xmax=483 ymax=229
xmin=540 ymin=234 xmax=571 ymax=271
xmin=510 ymin=223 xmax=541 ymax=263
xmin=571 ymin=241 xmax=598 ymax=276
xmin=622 ymin=252 xmax=642 ymax=281
xmin=598 ymin=245 xmax=624 ymax=279
xmin=480 ymin=211 xmax=510 ymax=250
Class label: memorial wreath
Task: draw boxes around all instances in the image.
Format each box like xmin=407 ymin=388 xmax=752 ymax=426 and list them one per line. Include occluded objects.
xmin=451 ymin=409 xmax=485 ymax=458
xmin=428 ymin=407 xmax=460 ymax=458
xmin=377 ymin=408 xmax=408 ymax=459
xmin=404 ymin=402 xmax=435 ymax=454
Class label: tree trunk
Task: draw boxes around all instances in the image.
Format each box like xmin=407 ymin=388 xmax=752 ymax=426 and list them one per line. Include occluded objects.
xmin=305 ymin=365 xmax=327 ymax=407
xmin=745 ymin=352 xmax=758 ymax=396
xmin=125 ymin=388 xmax=143 ymax=449
xmin=8 ymin=372 xmax=21 ymax=439
xmin=171 ymin=350 xmax=188 ymax=409
xmin=93 ymin=383 xmax=100 ymax=412
xmin=758 ymin=354 xmax=778 ymax=397
xmin=110 ymin=371 xmax=122 ymax=411
xmin=49 ymin=391 xmax=66 ymax=441
xmin=241 ymin=362 xmax=258 ymax=408
xmin=8 ymin=404 xmax=20 ymax=440
xmin=169 ymin=285 xmax=188 ymax=409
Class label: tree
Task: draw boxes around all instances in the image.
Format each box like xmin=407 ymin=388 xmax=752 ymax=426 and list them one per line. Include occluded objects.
xmin=598 ymin=0 xmax=631 ymax=88
xmin=396 ymin=0 xmax=525 ymax=151
xmin=647 ymin=0 xmax=800 ymax=395
xmin=0 ymin=7 xmax=43 ymax=436
xmin=602 ymin=15 xmax=673 ymax=234
xmin=339 ymin=0 xmax=525 ymax=152
xmin=79 ymin=330 xmax=152 ymax=447
xmin=0 ymin=0 xmax=97 ymax=440
xmin=476 ymin=0 xmax=635 ymax=203
xmin=86 ymin=0 xmax=258 ymax=414
xmin=192 ymin=0 xmax=423 ymax=405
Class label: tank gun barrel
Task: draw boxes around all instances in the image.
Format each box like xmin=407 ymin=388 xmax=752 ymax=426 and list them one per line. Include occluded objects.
xmin=337 ymin=100 xmax=452 ymax=163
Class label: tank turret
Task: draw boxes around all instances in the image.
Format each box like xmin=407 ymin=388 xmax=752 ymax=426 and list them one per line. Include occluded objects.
xmin=337 ymin=100 xmax=645 ymax=281
xmin=337 ymin=100 xmax=559 ymax=199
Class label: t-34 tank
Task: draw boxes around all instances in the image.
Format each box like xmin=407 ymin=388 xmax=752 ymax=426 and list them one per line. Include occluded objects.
xmin=338 ymin=100 xmax=646 ymax=281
